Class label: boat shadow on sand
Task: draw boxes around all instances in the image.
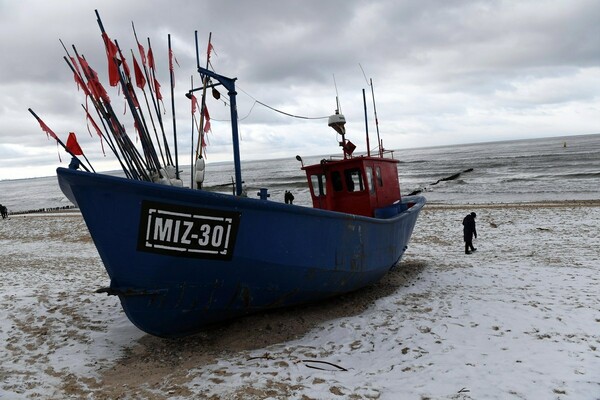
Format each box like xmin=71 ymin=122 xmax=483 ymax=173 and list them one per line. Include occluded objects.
xmin=99 ymin=260 xmax=427 ymax=383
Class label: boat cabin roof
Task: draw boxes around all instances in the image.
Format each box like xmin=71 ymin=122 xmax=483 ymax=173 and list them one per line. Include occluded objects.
xmin=302 ymin=155 xmax=401 ymax=217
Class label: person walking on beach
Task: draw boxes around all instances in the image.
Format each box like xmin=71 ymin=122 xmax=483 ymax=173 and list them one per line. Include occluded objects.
xmin=284 ymin=190 xmax=295 ymax=204
xmin=463 ymin=212 xmax=477 ymax=254
xmin=0 ymin=204 xmax=7 ymax=219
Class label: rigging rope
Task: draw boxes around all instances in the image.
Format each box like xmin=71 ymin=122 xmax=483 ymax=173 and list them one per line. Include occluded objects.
xmin=238 ymin=86 xmax=329 ymax=120
xmin=198 ymin=61 xmax=329 ymax=121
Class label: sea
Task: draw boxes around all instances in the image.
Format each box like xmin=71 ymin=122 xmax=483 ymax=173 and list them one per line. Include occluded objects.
xmin=1 ymin=133 xmax=598 ymax=214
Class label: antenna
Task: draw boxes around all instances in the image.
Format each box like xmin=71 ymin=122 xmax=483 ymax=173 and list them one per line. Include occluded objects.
xmin=332 ymin=74 xmax=342 ymax=113
xmin=359 ymin=64 xmax=382 ymax=157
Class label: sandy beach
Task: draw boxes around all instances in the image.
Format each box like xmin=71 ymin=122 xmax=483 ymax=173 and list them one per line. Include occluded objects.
xmin=1 ymin=201 xmax=599 ymax=399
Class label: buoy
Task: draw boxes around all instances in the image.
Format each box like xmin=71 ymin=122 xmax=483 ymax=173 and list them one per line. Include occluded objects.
xmin=194 ymin=157 xmax=206 ymax=186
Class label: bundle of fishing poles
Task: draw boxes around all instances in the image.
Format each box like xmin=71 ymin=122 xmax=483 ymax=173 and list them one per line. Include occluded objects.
xmin=30 ymin=10 xmax=216 ymax=188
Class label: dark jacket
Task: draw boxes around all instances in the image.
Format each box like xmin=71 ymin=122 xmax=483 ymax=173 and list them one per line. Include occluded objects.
xmin=463 ymin=214 xmax=477 ymax=241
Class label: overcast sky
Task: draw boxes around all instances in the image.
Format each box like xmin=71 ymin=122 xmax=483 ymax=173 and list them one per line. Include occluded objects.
xmin=1 ymin=0 xmax=598 ymax=180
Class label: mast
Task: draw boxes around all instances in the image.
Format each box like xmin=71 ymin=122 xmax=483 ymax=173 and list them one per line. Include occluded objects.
xmin=362 ymin=88 xmax=370 ymax=157
xmin=369 ymin=78 xmax=382 ymax=157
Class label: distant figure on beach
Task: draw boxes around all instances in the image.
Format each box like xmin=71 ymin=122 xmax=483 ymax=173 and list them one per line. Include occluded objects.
xmin=284 ymin=190 xmax=295 ymax=204
xmin=463 ymin=212 xmax=477 ymax=254
xmin=0 ymin=204 xmax=7 ymax=219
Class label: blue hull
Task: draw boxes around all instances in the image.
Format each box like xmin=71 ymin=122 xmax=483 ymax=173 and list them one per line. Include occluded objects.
xmin=57 ymin=167 xmax=425 ymax=337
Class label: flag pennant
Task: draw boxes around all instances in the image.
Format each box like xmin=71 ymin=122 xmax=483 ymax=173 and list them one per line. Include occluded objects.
xmin=37 ymin=118 xmax=59 ymax=142
xmin=191 ymin=94 xmax=199 ymax=115
xmin=110 ymin=117 xmax=121 ymax=137
xmin=70 ymin=56 xmax=82 ymax=78
xmin=153 ymin=77 xmax=162 ymax=100
xmin=34 ymin=116 xmax=62 ymax=161
xmin=84 ymin=108 xmax=106 ymax=155
xmin=69 ymin=56 xmax=89 ymax=96
xmin=117 ymin=47 xmax=131 ymax=81
xmin=77 ymin=55 xmax=110 ymax=104
xmin=133 ymin=55 xmax=146 ymax=89
xmin=148 ymin=47 xmax=155 ymax=71
xmin=207 ymin=42 xmax=215 ymax=63
xmin=101 ymin=32 xmax=120 ymax=87
xmin=66 ymin=132 xmax=84 ymax=155
xmin=72 ymin=70 xmax=88 ymax=95
xmin=137 ymin=42 xmax=147 ymax=67
xmin=203 ymin=106 xmax=211 ymax=133
xmin=169 ymin=48 xmax=175 ymax=89
xmin=126 ymin=83 xmax=140 ymax=108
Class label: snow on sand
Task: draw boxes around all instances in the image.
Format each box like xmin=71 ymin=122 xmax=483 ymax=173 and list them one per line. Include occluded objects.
xmin=1 ymin=203 xmax=599 ymax=399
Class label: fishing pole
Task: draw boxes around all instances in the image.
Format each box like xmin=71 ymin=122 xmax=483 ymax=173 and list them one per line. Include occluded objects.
xmin=131 ymin=24 xmax=168 ymax=168
xmin=146 ymin=37 xmax=174 ymax=166
xmin=67 ymin=57 xmax=135 ymax=179
xmin=194 ymin=32 xmax=212 ymax=162
xmin=168 ymin=34 xmax=180 ymax=180
xmin=28 ymin=108 xmax=92 ymax=172
xmin=70 ymin=44 xmax=148 ymax=180
xmin=116 ymin=64 xmax=164 ymax=179
xmin=62 ymin=46 xmax=139 ymax=177
xmin=88 ymin=14 xmax=156 ymax=180
xmin=114 ymin=38 xmax=163 ymax=174
xmin=59 ymin=39 xmax=126 ymax=172
xmin=130 ymin=49 xmax=167 ymax=168
xmin=80 ymin=104 xmax=133 ymax=179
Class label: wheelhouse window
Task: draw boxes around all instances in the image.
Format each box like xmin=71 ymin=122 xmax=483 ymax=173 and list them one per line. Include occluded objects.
xmin=344 ymin=168 xmax=364 ymax=192
xmin=331 ymin=171 xmax=343 ymax=192
xmin=310 ymin=174 xmax=327 ymax=196
xmin=366 ymin=167 xmax=375 ymax=194
xmin=376 ymin=166 xmax=383 ymax=187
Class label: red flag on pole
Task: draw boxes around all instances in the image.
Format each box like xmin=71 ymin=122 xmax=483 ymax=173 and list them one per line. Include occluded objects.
xmin=153 ymin=78 xmax=162 ymax=100
xmin=207 ymin=42 xmax=214 ymax=63
xmin=169 ymin=48 xmax=175 ymax=89
xmin=133 ymin=56 xmax=146 ymax=89
xmin=32 ymin=115 xmax=61 ymax=161
xmin=69 ymin=56 xmax=90 ymax=96
xmin=38 ymin=119 xmax=58 ymax=141
xmin=101 ymin=32 xmax=120 ymax=87
xmin=66 ymin=132 xmax=83 ymax=155
xmin=137 ymin=42 xmax=147 ymax=66
xmin=203 ymin=106 xmax=211 ymax=133
xmin=148 ymin=47 xmax=155 ymax=71
xmin=117 ymin=47 xmax=131 ymax=81
xmin=191 ymin=94 xmax=199 ymax=115
xmin=77 ymin=55 xmax=110 ymax=103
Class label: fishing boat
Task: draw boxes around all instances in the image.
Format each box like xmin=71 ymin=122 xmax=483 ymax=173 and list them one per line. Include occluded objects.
xmin=44 ymin=14 xmax=425 ymax=337
xmin=57 ymin=76 xmax=424 ymax=337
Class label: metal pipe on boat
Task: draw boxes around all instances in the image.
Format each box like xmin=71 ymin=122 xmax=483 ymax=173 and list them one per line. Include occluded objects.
xmin=193 ymin=36 xmax=243 ymax=196
xmin=363 ymin=88 xmax=370 ymax=157
xmin=228 ymin=86 xmax=243 ymax=196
